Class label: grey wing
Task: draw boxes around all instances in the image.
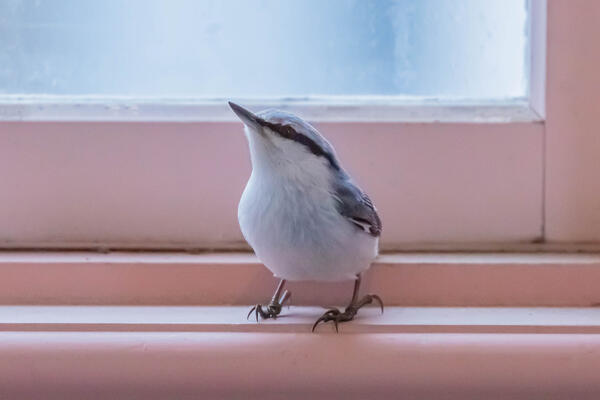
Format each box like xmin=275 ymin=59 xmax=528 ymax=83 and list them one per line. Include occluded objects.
xmin=333 ymin=180 xmax=382 ymax=237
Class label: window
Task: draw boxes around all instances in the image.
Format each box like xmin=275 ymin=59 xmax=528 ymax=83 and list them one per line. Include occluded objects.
xmin=2 ymin=0 xmax=527 ymax=102
xmin=0 ymin=1 xmax=547 ymax=250
xmin=4 ymin=5 xmax=600 ymax=388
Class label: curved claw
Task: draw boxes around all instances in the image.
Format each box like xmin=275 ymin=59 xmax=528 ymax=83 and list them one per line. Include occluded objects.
xmin=370 ymin=294 xmax=384 ymax=314
xmin=312 ymin=313 xmax=337 ymax=332
xmin=312 ymin=315 xmax=328 ymax=332
xmin=246 ymin=304 xmax=262 ymax=322
xmin=247 ymin=305 xmax=257 ymax=320
xmin=312 ymin=309 xmax=341 ymax=333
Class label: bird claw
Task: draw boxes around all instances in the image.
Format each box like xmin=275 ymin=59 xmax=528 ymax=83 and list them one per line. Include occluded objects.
xmin=247 ymin=290 xmax=291 ymax=322
xmin=312 ymin=309 xmax=342 ymax=333
xmin=312 ymin=308 xmax=351 ymax=333
xmin=370 ymin=294 xmax=385 ymax=314
xmin=312 ymin=294 xmax=384 ymax=333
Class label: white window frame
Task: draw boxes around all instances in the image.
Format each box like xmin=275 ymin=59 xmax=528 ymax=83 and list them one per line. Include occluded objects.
xmin=5 ymin=0 xmax=592 ymax=253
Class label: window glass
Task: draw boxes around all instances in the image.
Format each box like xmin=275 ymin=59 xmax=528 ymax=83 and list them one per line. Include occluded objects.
xmin=0 ymin=0 xmax=528 ymax=99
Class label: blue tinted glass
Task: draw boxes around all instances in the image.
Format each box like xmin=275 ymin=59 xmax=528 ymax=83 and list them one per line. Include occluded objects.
xmin=0 ymin=0 xmax=528 ymax=99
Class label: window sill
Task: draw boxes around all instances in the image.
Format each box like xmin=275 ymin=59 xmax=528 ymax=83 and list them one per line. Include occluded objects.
xmin=1 ymin=305 xmax=599 ymax=399
xmin=1 ymin=252 xmax=599 ymax=306
xmin=2 ymin=305 xmax=599 ymax=334
xmin=0 ymin=96 xmax=542 ymax=122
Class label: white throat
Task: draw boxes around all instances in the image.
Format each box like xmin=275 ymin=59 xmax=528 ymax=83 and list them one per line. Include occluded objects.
xmin=244 ymin=126 xmax=334 ymax=190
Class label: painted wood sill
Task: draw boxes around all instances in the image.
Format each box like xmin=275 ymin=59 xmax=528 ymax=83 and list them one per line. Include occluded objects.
xmin=2 ymin=252 xmax=600 ymax=397
xmin=1 ymin=305 xmax=600 ymax=334
xmin=1 ymin=252 xmax=600 ymax=306
xmin=1 ymin=306 xmax=600 ymax=399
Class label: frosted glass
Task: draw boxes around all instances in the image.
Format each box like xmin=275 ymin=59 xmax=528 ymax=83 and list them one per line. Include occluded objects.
xmin=0 ymin=0 xmax=528 ymax=99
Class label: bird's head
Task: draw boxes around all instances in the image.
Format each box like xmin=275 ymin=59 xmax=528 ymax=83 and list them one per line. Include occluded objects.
xmin=229 ymin=102 xmax=342 ymax=182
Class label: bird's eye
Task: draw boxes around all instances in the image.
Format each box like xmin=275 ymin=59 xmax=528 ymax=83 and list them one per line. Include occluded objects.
xmin=284 ymin=126 xmax=295 ymax=137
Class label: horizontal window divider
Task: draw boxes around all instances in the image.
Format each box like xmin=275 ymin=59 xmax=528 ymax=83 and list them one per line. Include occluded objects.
xmin=0 ymin=96 xmax=541 ymax=123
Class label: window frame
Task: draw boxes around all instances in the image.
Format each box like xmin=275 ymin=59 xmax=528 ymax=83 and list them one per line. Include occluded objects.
xmin=3 ymin=0 xmax=588 ymax=252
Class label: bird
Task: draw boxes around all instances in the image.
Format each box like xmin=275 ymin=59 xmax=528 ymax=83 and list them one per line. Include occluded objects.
xmin=228 ymin=102 xmax=383 ymax=332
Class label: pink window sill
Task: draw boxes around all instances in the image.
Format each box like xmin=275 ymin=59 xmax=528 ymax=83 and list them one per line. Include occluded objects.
xmin=1 ymin=306 xmax=600 ymax=399
xmin=1 ymin=252 xmax=600 ymax=307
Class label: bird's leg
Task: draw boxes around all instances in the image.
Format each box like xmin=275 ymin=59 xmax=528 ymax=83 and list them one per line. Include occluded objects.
xmin=312 ymin=274 xmax=383 ymax=333
xmin=247 ymin=279 xmax=291 ymax=321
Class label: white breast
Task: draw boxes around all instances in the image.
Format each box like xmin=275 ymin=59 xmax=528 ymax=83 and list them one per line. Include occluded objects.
xmin=238 ymin=173 xmax=378 ymax=282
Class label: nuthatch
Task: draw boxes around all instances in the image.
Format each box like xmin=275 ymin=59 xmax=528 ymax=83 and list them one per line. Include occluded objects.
xmin=229 ymin=102 xmax=383 ymax=332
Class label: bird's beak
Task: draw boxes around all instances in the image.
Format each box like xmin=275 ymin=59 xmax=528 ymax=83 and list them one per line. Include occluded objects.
xmin=228 ymin=102 xmax=261 ymax=130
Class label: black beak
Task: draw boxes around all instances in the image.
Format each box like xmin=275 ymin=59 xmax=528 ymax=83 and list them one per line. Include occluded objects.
xmin=228 ymin=102 xmax=262 ymax=130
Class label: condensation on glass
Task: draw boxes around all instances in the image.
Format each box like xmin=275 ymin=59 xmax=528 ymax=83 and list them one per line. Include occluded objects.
xmin=0 ymin=0 xmax=528 ymax=100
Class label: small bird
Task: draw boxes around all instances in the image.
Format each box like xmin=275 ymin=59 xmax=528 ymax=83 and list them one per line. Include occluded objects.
xmin=229 ymin=102 xmax=383 ymax=332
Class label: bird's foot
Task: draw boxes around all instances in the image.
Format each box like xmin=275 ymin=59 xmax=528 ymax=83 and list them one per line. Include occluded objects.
xmin=312 ymin=294 xmax=384 ymax=333
xmin=247 ymin=290 xmax=291 ymax=322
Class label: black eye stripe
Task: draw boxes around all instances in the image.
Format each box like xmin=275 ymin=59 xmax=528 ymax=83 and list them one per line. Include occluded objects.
xmin=258 ymin=119 xmax=340 ymax=171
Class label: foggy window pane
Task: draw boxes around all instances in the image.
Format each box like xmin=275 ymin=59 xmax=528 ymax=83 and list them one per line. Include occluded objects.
xmin=0 ymin=0 xmax=528 ymax=99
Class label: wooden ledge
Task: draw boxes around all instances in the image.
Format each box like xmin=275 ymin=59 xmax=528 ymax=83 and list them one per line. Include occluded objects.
xmin=1 ymin=306 xmax=600 ymax=334
xmin=0 ymin=252 xmax=600 ymax=306
xmin=1 ymin=306 xmax=600 ymax=398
